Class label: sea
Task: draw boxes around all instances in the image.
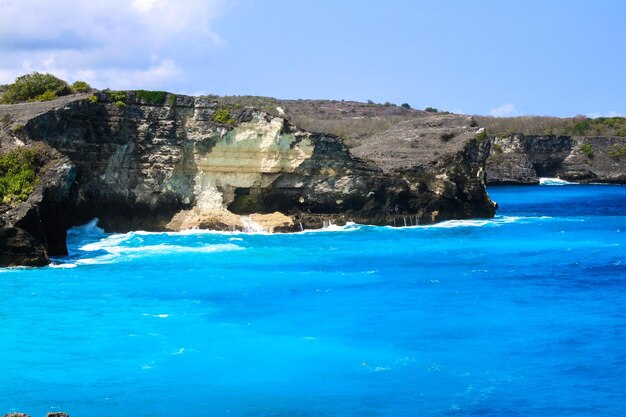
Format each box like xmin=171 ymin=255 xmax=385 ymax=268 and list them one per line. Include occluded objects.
xmin=1 ymin=181 xmax=626 ymax=417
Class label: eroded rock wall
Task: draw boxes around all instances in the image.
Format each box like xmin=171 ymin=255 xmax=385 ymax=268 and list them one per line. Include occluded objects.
xmin=1 ymin=93 xmax=497 ymax=265
xmin=486 ymin=134 xmax=626 ymax=184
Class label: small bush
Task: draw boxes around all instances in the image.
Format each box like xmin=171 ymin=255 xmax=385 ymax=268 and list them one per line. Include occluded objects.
xmin=580 ymin=143 xmax=594 ymax=158
xmin=71 ymin=81 xmax=91 ymax=93
xmin=36 ymin=90 xmax=57 ymax=101
xmin=11 ymin=124 xmax=24 ymax=134
xmin=0 ymin=146 xmax=45 ymax=204
xmin=136 ymin=90 xmax=167 ymax=105
xmin=425 ymin=107 xmax=438 ymax=113
xmin=114 ymin=100 xmax=126 ymax=108
xmin=570 ymin=120 xmax=590 ymax=135
xmin=608 ymin=144 xmax=626 ymax=159
xmin=400 ymin=103 xmax=411 ymax=109
xmin=1 ymin=114 xmax=12 ymax=128
xmin=167 ymin=95 xmax=177 ymax=106
xmin=440 ymin=131 xmax=455 ymax=141
xmin=213 ymin=107 xmax=235 ymax=125
xmin=107 ymin=91 xmax=127 ymax=102
xmin=86 ymin=95 xmax=98 ymax=104
xmin=476 ymin=129 xmax=488 ymax=141
xmin=492 ymin=143 xmax=503 ymax=154
xmin=0 ymin=72 xmax=71 ymax=104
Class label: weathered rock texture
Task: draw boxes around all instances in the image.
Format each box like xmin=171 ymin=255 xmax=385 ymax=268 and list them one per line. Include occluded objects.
xmin=1 ymin=92 xmax=496 ymax=266
xmin=486 ymin=134 xmax=626 ymax=184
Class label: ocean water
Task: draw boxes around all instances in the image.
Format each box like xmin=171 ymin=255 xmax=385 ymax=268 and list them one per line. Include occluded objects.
xmin=2 ymin=183 xmax=626 ymax=417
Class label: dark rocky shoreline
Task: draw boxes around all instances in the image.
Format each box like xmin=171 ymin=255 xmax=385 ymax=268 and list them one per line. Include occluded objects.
xmin=0 ymin=93 xmax=495 ymax=266
xmin=2 ymin=92 xmax=625 ymax=267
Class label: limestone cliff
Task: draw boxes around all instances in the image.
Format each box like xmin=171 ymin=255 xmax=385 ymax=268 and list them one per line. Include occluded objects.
xmin=486 ymin=134 xmax=626 ymax=184
xmin=0 ymin=92 xmax=496 ymax=266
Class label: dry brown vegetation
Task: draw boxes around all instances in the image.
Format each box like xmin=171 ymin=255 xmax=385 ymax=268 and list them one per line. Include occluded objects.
xmin=211 ymin=94 xmax=626 ymax=140
xmin=475 ymin=115 xmax=626 ymax=137
xmin=213 ymin=95 xmax=425 ymax=145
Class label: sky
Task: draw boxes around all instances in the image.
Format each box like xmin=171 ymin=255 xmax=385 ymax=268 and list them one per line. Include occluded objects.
xmin=0 ymin=0 xmax=624 ymax=117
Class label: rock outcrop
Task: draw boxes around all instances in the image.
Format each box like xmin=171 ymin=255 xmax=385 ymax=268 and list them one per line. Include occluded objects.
xmin=486 ymin=134 xmax=626 ymax=184
xmin=1 ymin=92 xmax=496 ymax=266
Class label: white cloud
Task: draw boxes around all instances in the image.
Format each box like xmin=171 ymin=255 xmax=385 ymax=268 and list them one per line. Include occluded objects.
xmin=490 ymin=103 xmax=517 ymax=117
xmin=586 ymin=111 xmax=624 ymax=119
xmin=0 ymin=0 xmax=227 ymax=90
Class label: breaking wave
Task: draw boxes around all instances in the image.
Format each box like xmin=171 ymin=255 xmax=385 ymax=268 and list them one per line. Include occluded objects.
xmin=539 ymin=177 xmax=576 ymax=186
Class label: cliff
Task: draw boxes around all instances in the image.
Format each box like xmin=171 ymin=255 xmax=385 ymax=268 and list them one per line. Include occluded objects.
xmin=0 ymin=92 xmax=495 ymax=266
xmin=485 ymin=134 xmax=626 ymax=184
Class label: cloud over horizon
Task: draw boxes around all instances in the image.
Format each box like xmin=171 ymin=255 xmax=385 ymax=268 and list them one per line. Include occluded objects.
xmin=490 ymin=103 xmax=517 ymax=118
xmin=0 ymin=0 xmax=227 ymax=90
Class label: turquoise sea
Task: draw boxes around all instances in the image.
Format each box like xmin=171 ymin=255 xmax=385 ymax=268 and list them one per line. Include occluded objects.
xmin=2 ymin=183 xmax=626 ymax=416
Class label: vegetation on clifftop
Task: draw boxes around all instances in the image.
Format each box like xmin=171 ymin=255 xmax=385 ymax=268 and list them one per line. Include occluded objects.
xmin=476 ymin=115 xmax=626 ymax=138
xmin=0 ymin=146 xmax=45 ymax=204
xmin=0 ymin=72 xmax=71 ymax=104
xmin=0 ymin=72 xmax=91 ymax=104
xmin=135 ymin=90 xmax=167 ymax=105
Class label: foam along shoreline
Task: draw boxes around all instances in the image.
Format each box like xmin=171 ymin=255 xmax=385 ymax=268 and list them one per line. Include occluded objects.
xmin=539 ymin=177 xmax=577 ymax=186
xmin=44 ymin=215 xmax=553 ymax=269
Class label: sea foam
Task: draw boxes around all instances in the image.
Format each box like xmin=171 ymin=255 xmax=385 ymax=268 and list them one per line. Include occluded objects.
xmin=539 ymin=177 xmax=576 ymax=186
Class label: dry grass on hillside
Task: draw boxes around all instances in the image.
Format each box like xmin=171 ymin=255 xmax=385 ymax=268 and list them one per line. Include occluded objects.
xmin=213 ymin=95 xmax=426 ymax=144
xmin=475 ymin=115 xmax=626 ymax=137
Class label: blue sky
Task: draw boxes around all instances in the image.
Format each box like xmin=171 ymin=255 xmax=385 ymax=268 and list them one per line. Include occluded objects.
xmin=0 ymin=0 xmax=624 ymax=117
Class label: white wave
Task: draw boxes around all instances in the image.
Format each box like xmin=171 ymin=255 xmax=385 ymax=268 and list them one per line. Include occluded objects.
xmin=419 ymin=215 xmax=551 ymax=229
xmin=75 ymin=254 xmax=119 ymax=265
xmin=49 ymin=263 xmax=77 ymax=269
xmin=79 ymin=234 xmax=243 ymax=256
xmin=67 ymin=218 xmax=105 ymax=236
xmin=79 ymin=233 xmax=130 ymax=252
xmin=300 ymin=221 xmax=362 ymax=234
xmin=240 ymin=216 xmax=267 ymax=233
xmin=103 ymin=243 xmax=243 ymax=255
xmin=143 ymin=313 xmax=169 ymax=318
xmin=539 ymin=177 xmax=576 ymax=186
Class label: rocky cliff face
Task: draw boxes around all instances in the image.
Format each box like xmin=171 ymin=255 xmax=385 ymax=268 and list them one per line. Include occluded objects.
xmin=1 ymin=92 xmax=496 ymax=266
xmin=486 ymin=134 xmax=626 ymax=184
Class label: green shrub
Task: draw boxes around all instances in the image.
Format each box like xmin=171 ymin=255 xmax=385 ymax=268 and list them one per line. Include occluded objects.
xmin=167 ymin=94 xmax=177 ymax=106
xmin=86 ymin=94 xmax=98 ymax=104
xmin=11 ymin=124 xmax=24 ymax=134
xmin=114 ymin=100 xmax=126 ymax=108
xmin=0 ymin=72 xmax=71 ymax=104
xmin=1 ymin=114 xmax=11 ymax=128
xmin=580 ymin=143 xmax=594 ymax=158
xmin=36 ymin=90 xmax=57 ymax=101
xmin=425 ymin=107 xmax=438 ymax=113
xmin=107 ymin=91 xmax=127 ymax=102
xmin=492 ymin=143 xmax=503 ymax=153
xmin=71 ymin=81 xmax=91 ymax=93
xmin=0 ymin=146 xmax=45 ymax=204
xmin=476 ymin=129 xmax=488 ymax=141
xmin=400 ymin=103 xmax=411 ymax=109
xmin=136 ymin=90 xmax=167 ymax=105
xmin=608 ymin=144 xmax=626 ymax=159
xmin=213 ymin=107 xmax=235 ymax=125
xmin=569 ymin=120 xmax=591 ymax=135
